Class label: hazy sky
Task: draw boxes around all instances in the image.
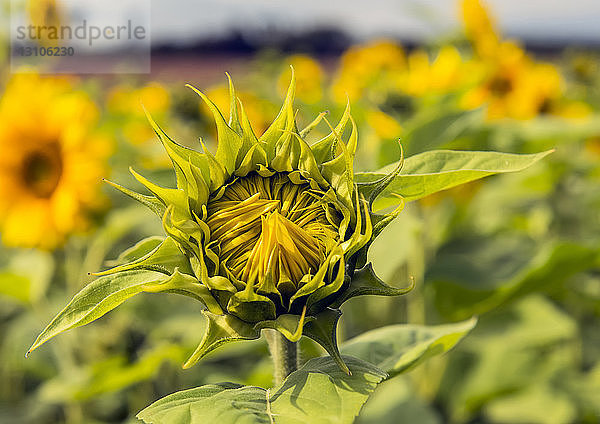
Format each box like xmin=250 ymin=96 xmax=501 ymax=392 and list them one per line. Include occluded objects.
xmin=5 ymin=0 xmax=599 ymax=47
xmin=149 ymin=0 xmax=600 ymax=44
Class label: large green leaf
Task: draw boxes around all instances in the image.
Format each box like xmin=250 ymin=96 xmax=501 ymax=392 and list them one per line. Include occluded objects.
xmin=138 ymin=356 xmax=386 ymax=424
xmin=355 ymin=377 xmax=442 ymax=424
xmin=438 ymin=295 xmax=579 ymax=422
xmin=355 ymin=150 xmax=552 ymax=211
xmin=341 ymin=318 xmax=477 ymax=379
xmin=38 ymin=344 xmax=186 ymax=402
xmin=429 ymin=240 xmax=600 ymax=320
xmin=27 ymin=270 xmax=210 ymax=356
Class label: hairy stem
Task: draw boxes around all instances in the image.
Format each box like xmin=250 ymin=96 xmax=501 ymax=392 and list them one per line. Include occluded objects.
xmin=265 ymin=329 xmax=298 ymax=386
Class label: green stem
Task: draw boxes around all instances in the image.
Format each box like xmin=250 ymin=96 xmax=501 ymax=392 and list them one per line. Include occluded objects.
xmin=265 ymin=329 xmax=298 ymax=386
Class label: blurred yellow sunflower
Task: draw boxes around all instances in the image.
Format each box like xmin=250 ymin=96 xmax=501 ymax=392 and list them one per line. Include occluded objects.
xmin=460 ymin=0 xmax=567 ymax=120
xmin=0 ymin=74 xmax=111 ymax=249
xmin=461 ymin=42 xmax=564 ymax=120
xmin=460 ymin=0 xmax=500 ymax=59
xmin=333 ymin=40 xmax=474 ymax=104
xmin=401 ymin=46 xmax=474 ymax=97
xmin=331 ymin=39 xmax=406 ymax=103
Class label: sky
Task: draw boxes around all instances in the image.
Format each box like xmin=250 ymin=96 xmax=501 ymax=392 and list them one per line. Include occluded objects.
xmin=5 ymin=0 xmax=600 ymax=49
xmin=149 ymin=0 xmax=600 ymax=45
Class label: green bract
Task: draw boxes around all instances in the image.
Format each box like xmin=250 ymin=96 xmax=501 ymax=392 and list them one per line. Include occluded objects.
xmin=27 ymin=69 xmax=552 ymax=375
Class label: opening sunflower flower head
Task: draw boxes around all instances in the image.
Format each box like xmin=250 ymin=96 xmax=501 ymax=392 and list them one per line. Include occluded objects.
xmin=24 ymin=69 xmax=411 ymax=373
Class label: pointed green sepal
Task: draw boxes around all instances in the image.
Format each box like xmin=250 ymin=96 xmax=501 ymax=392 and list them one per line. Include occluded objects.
xmin=254 ymin=306 xmax=312 ymax=342
xmin=142 ymin=269 xmax=223 ymax=315
xmin=186 ymin=84 xmax=244 ymax=176
xmin=300 ymin=111 xmax=328 ymax=139
xmin=225 ymin=72 xmax=243 ymax=135
xmin=303 ymin=308 xmax=350 ymax=375
xmin=357 ymin=141 xmax=404 ymax=210
xmin=103 ymin=179 xmax=165 ymax=217
xmin=331 ymin=263 xmax=414 ymax=309
xmin=142 ymin=106 xmax=210 ymax=194
xmin=311 ymin=101 xmax=351 ymax=165
xmin=182 ymin=311 xmax=260 ymax=369
xmin=371 ymin=196 xmax=406 ymax=240
xmin=260 ymin=66 xmax=296 ymax=146
xmin=226 ymin=282 xmax=277 ymax=323
xmin=129 ymin=168 xmax=189 ymax=214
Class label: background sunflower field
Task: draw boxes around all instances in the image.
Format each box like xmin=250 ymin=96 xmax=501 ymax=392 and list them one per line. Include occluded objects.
xmin=0 ymin=0 xmax=599 ymax=423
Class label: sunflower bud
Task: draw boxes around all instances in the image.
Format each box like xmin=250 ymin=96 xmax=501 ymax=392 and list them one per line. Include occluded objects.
xmin=105 ymin=69 xmax=411 ymax=372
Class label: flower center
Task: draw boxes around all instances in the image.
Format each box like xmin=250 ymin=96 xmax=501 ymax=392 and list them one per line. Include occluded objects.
xmin=21 ymin=142 xmax=63 ymax=198
xmin=488 ymin=74 xmax=513 ymax=96
xmin=205 ymin=173 xmax=340 ymax=296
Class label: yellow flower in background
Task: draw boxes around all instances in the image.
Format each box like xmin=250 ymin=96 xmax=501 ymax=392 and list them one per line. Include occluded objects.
xmin=278 ymin=55 xmax=324 ymax=104
xmin=27 ymin=0 xmax=64 ymax=47
xmin=333 ymin=40 xmax=472 ymax=104
xmin=107 ymin=82 xmax=171 ymax=145
xmin=0 ymin=74 xmax=111 ymax=249
xmin=461 ymin=42 xmax=564 ymax=120
xmin=401 ymin=46 xmax=473 ymax=97
xmin=331 ymin=39 xmax=406 ymax=103
xmin=459 ymin=0 xmax=567 ymax=120
xmin=460 ymin=0 xmax=500 ymax=58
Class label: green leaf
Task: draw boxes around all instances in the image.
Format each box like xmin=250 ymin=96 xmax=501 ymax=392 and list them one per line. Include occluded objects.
xmin=438 ymin=295 xmax=578 ymax=422
xmin=138 ymin=356 xmax=386 ymax=424
xmin=355 ymin=150 xmax=553 ymax=211
xmin=341 ymin=318 xmax=477 ymax=379
xmin=429 ymin=240 xmax=600 ymax=320
xmin=27 ymin=269 xmax=207 ymax=356
xmin=138 ymin=383 xmax=265 ymax=424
